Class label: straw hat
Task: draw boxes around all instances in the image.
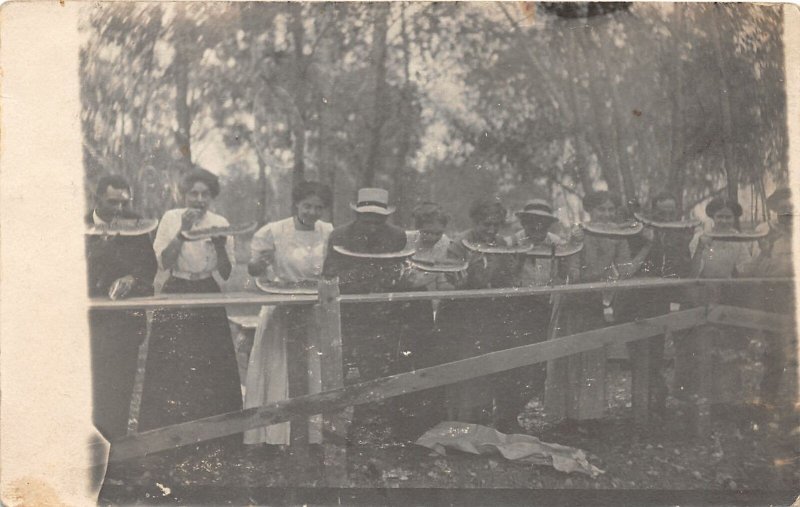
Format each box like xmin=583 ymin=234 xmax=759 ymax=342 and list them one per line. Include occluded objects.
xmin=514 ymin=198 xmax=557 ymax=221
xmin=349 ymin=188 xmax=396 ymax=215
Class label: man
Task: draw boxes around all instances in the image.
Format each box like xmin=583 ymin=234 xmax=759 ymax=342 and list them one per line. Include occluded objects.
xmin=323 ymin=187 xmax=409 ymax=294
xmin=322 ymin=188 xmax=420 ymax=441
xmin=85 ymin=175 xmax=157 ymax=440
xmin=753 ymin=188 xmax=795 ymax=409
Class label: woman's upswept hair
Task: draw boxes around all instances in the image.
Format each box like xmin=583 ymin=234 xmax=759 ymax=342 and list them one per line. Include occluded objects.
xmin=705 ymin=197 xmax=743 ymax=218
xmin=582 ymin=190 xmax=621 ymax=212
xmin=179 ymin=167 xmax=220 ymax=198
xmin=469 ymin=198 xmax=506 ymax=224
xmin=412 ymin=202 xmax=449 ymax=229
xmin=292 ymin=181 xmax=332 ymax=208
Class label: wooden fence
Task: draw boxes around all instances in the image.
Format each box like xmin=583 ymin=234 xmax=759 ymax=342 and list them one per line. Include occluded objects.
xmin=90 ymin=277 xmax=795 ymax=485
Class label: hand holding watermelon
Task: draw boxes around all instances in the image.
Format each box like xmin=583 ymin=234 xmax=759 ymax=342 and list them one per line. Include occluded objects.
xmin=108 ymin=275 xmax=135 ymax=300
xmin=181 ymin=208 xmax=204 ymax=231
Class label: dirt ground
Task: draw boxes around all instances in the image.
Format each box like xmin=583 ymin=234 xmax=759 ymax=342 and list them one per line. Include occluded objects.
xmin=105 ymin=267 xmax=797 ymax=505
xmin=101 ymin=359 xmax=799 ymax=505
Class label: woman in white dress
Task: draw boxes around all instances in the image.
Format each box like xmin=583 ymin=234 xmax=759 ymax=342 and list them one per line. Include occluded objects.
xmin=243 ymin=182 xmax=333 ymax=447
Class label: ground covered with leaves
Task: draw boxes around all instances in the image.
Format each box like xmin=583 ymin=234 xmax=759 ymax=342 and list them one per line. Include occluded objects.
xmin=101 ymin=357 xmax=798 ymax=505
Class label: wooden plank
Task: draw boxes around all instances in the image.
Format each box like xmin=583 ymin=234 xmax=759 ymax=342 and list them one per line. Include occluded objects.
xmin=706 ymin=305 xmax=794 ymax=333
xmin=337 ymin=278 xmax=793 ymax=304
xmin=107 ymin=307 xmax=706 ymax=462
xmin=314 ymin=278 xmax=349 ymax=486
xmin=89 ymin=278 xmax=793 ymax=310
xmin=90 ymin=291 xmax=318 ymax=311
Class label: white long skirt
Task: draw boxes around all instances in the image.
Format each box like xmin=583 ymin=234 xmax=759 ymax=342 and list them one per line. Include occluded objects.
xmin=243 ymin=305 xmax=322 ymax=445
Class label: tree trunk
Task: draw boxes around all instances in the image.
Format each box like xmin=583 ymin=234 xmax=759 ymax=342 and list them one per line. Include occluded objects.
xmin=392 ymin=4 xmax=412 ymax=226
xmin=361 ymin=3 xmax=390 ymax=188
xmin=256 ymin=156 xmax=269 ymax=226
xmin=174 ymin=54 xmax=191 ymax=164
xmin=565 ymin=25 xmax=594 ymax=195
xmin=574 ymin=29 xmax=622 ymax=197
xmin=667 ymin=4 xmax=687 ymax=209
xmin=709 ymin=5 xmax=738 ymax=205
xmin=290 ymin=2 xmax=306 ymax=189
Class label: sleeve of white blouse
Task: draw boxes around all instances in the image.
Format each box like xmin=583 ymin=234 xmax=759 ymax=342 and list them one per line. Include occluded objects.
xmin=152 ymin=209 xmax=180 ymax=270
xmin=734 ymin=242 xmax=754 ymax=276
xmin=250 ymin=224 xmax=276 ymax=263
xmin=220 ymin=216 xmax=236 ymax=265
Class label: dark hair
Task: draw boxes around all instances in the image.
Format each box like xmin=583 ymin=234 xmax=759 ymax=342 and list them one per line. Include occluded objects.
xmin=469 ymin=198 xmax=506 ymax=223
xmin=292 ymin=181 xmax=332 ymax=208
xmin=582 ymin=191 xmax=621 ymax=212
xmin=705 ymin=197 xmax=743 ymax=218
xmin=179 ymin=167 xmax=220 ymax=198
xmin=412 ymin=202 xmax=448 ymax=229
xmin=650 ymin=192 xmax=677 ymax=210
xmin=766 ymin=188 xmax=792 ymax=211
xmin=95 ymin=174 xmax=131 ymax=198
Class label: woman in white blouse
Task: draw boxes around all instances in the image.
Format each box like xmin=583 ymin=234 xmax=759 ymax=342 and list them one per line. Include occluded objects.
xmin=243 ymin=182 xmax=333 ymax=449
xmin=138 ymin=168 xmax=243 ymax=448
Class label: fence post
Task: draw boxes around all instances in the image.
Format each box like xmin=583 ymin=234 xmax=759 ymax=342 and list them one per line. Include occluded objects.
xmin=315 ymin=277 xmax=349 ymax=486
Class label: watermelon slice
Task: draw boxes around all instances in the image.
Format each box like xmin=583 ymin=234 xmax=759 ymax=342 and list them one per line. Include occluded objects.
xmin=705 ymin=227 xmax=769 ymax=241
xmin=581 ymin=221 xmax=643 ymax=237
xmin=525 ymin=242 xmax=584 ymax=258
xmin=462 ymin=239 xmax=533 ymax=254
xmin=409 ymin=257 xmax=469 ymax=272
xmin=255 ymin=278 xmax=319 ymax=295
xmin=634 ymin=212 xmax=701 ymax=230
xmin=182 ymin=221 xmax=258 ymax=241
xmin=86 ymin=218 xmax=159 ymax=236
xmin=332 ymin=245 xmax=416 ymax=259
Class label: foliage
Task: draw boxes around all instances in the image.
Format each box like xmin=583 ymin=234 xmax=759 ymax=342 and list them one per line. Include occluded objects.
xmin=80 ymin=3 xmax=787 ymax=228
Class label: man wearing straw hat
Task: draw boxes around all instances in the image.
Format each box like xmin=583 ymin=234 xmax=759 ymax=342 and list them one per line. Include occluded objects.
xmin=322 ymin=188 xmax=422 ymax=442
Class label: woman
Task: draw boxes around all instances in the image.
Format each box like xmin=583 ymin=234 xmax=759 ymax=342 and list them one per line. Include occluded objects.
xmin=623 ymin=192 xmax=694 ymax=422
xmin=677 ymin=198 xmax=755 ymax=407
xmin=243 ymin=182 xmax=333 ymax=448
xmin=546 ymin=191 xmax=652 ymax=423
xmin=406 ymin=202 xmax=452 ymax=292
xmin=402 ymin=202 xmax=453 ymax=435
xmin=435 ymin=198 xmax=523 ymax=432
xmin=690 ymin=198 xmax=753 ymax=280
xmin=139 ymin=168 xmax=242 ymax=448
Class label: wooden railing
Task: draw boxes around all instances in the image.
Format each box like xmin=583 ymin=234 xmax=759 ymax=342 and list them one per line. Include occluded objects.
xmin=89 ymin=277 xmax=795 ymax=485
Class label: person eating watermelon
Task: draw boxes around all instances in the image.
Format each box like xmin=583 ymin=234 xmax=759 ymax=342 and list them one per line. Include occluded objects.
xmin=434 ymin=198 xmax=528 ymax=433
xmin=139 ymin=167 xmax=242 ymax=459
xmin=85 ymin=175 xmax=158 ymax=441
xmin=545 ymin=191 xmax=653 ymax=427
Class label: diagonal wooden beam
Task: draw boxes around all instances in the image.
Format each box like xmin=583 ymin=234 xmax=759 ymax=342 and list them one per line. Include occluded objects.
xmin=106 ymin=307 xmax=707 ymax=463
xmin=706 ymin=304 xmax=795 ymax=333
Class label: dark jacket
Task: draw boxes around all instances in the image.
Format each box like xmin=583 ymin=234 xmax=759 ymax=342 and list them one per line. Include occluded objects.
xmin=322 ymin=219 xmax=409 ymax=294
xmin=84 ymin=211 xmax=158 ymax=298
xmin=637 ymin=229 xmax=693 ymax=279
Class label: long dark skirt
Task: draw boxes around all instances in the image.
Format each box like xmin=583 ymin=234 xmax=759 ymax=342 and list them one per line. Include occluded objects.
xmin=495 ymin=296 xmax=551 ymax=427
xmin=545 ymin=293 xmax=607 ymax=421
xmin=139 ymin=277 xmax=242 ymax=436
xmin=341 ymin=300 xmax=435 ymax=441
xmin=89 ymin=309 xmax=147 ymax=440
xmin=433 ymin=297 xmax=517 ymax=426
